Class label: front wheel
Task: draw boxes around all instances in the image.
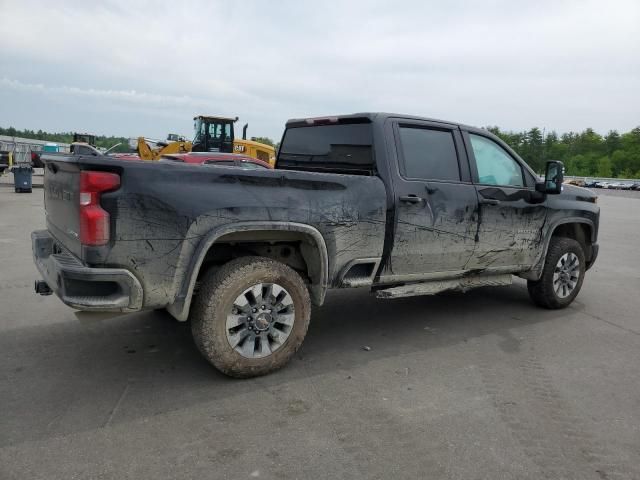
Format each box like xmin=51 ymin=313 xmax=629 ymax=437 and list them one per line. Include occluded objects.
xmin=527 ymin=237 xmax=586 ymax=309
xmin=190 ymin=256 xmax=311 ymax=378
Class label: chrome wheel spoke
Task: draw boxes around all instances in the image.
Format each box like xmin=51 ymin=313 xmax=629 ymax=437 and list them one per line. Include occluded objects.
xmin=553 ymin=252 xmax=581 ymax=298
xmin=226 ymin=313 xmax=246 ymax=329
xmin=259 ymin=333 xmax=272 ymax=356
xmin=241 ymin=334 xmax=256 ymax=357
xmin=227 ymin=282 xmax=295 ymax=359
xmin=277 ymin=312 xmax=295 ymax=326
xmin=228 ymin=329 xmax=248 ymax=349
xmin=248 ymin=284 xmax=263 ymax=305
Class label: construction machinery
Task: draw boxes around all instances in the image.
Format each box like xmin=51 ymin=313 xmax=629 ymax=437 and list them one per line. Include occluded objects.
xmin=73 ymin=133 xmax=96 ymax=145
xmin=134 ymin=116 xmax=276 ymax=165
xmin=192 ymin=115 xmax=276 ymax=166
xmin=70 ymin=132 xmax=96 ymax=155
xmin=136 ymin=136 xmax=192 ymax=161
xmin=70 ymin=132 xmax=122 ymax=156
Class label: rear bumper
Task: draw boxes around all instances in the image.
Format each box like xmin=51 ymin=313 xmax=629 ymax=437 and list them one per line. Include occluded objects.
xmin=32 ymin=230 xmax=143 ymax=311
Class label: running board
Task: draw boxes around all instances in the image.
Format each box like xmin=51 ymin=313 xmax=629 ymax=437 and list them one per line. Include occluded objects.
xmin=375 ymin=274 xmax=512 ymax=299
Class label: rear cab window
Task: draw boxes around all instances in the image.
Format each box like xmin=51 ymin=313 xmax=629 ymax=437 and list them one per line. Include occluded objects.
xmin=277 ymin=119 xmax=374 ymax=175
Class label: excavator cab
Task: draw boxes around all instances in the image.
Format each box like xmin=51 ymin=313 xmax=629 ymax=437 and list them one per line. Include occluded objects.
xmin=72 ymin=133 xmax=96 ymax=145
xmin=70 ymin=132 xmax=98 ymax=155
xmin=192 ymin=115 xmax=237 ymax=153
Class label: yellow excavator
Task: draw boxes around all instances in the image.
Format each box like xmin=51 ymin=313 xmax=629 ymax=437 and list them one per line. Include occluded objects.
xmin=192 ymin=115 xmax=275 ymax=165
xmin=136 ymin=116 xmax=276 ymax=166
xmin=136 ymin=135 xmax=192 ymax=161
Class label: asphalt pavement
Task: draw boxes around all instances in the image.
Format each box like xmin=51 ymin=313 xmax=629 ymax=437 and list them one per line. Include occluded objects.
xmin=1 ymin=177 xmax=639 ymax=479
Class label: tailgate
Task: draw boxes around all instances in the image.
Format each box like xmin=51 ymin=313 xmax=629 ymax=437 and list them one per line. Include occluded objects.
xmin=43 ymin=157 xmax=83 ymax=258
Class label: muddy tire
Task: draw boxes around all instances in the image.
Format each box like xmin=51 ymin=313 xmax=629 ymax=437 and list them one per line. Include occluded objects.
xmin=191 ymin=256 xmax=311 ymax=378
xmin=527 ymin=237 xmax=585 ymax=309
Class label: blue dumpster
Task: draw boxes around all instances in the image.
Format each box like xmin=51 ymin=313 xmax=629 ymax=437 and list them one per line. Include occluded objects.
xmin=12 ymin=165 xmax=33 ymax=193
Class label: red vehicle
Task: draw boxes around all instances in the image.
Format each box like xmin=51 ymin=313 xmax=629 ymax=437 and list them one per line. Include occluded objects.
xmin=160 ymin=152 xmax=272 ymax=170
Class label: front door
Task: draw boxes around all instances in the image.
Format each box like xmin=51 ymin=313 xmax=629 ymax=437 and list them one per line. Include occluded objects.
xmin=464 ymin=131 xmax=547 ymax=269
xmin=382 ymin=120 xmax=479 ymax=281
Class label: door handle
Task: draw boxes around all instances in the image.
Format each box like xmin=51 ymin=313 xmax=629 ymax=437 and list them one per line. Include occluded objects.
xmin=399 ymin=194 xmax=423 ymax=204
xmin=479 ymin=198 xmax=500 ymax=206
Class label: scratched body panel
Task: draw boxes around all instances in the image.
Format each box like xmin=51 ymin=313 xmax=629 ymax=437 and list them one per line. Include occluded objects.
xmin=385 ymin=182 xmax=478 ymax=275
xmin=468 ymin=187 xmax=547 ymax=270
xmin=100 ymin=162 xmax=387 ymax=306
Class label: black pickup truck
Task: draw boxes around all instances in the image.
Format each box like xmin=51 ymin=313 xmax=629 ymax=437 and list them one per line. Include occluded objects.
xmin=33 ymin=113 xmax=599 ymax=377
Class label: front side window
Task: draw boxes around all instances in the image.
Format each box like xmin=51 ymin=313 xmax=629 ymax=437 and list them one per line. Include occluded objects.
xmin=469 ymin=134 xmax=524 ymax=187
xmin=398 ymin=126 xmax=460 ymax=181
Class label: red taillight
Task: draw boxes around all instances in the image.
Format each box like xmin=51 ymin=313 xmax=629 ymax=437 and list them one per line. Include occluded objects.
xmin=79 ymin=171 xmax=120 ymax=246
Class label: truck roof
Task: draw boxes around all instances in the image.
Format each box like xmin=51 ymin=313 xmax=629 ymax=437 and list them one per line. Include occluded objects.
xmin=285 ymin=112 xmax=476 ymax=130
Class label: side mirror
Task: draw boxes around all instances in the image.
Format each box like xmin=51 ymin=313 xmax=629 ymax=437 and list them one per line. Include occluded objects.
xmin=536 ymin=160 xmax=564 ymax=194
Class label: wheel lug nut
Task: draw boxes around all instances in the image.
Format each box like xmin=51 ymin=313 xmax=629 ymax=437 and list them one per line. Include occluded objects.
xmin=261 ymin=305 xmax=266 ymax=310
xmin=252 ymin=308 xmax=257 ymax=313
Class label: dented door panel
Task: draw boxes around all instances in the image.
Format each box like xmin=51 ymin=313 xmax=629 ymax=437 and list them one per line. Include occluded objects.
xmin=388 ymin=182 xmax=478 ymax=275
xmin=467 ymin=186 xmax=547 ymax=269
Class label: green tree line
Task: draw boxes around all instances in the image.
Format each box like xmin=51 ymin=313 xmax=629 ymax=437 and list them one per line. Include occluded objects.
xmin=2 ymin=125 xmax=638 ymax=178
xmin=487 ymin=126 xmax=640 ymax=179
xmin=0 ymin=126 xmax=130 ymax=153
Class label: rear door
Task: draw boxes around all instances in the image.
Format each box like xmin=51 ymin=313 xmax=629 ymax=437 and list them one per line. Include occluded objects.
xmin=463 ymin=130 xmax=547 ymax=269
xmin=381 ymin=119 xmax=478 ymax=281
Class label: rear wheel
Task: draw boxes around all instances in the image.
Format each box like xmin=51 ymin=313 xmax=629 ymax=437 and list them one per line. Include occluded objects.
xmin=527 ymin=237 xmax=585 ymax=309
xmin=191 ymin=256 xmax=311 ymax=378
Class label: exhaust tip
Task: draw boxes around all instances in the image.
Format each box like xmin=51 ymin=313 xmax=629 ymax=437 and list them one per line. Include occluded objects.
xmin=34 ymin=280 xmax=53 ymax=296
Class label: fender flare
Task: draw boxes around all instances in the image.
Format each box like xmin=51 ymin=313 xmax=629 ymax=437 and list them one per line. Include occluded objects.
xmin=167 ymin=221 xmax=329 ymax=321
xmin=525 ymin=217 xmax=596 ymax=281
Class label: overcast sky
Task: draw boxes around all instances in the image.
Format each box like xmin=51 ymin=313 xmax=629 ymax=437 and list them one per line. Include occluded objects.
xmin=1 ymin=0 xmax=638 ymax=141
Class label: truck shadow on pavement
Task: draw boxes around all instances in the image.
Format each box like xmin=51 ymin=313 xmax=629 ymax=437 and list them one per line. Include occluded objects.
xmin=1 ymin=282 xmax=573 ymax=447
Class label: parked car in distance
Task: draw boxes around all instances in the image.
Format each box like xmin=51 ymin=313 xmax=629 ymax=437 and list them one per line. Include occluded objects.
xmin=584 ymin=180 xmax=599 ymax=188
xmin=161 ymin=152 xmax=273 ymax=170
xmin=609 ymin=182 xmax=627 ymax=189
xmin=564 ymin=179 xmax=585 ymax=187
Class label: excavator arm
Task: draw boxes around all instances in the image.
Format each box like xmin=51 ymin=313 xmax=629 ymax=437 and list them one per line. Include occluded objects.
xmin=137 ymin=137 xmax=192 ymax=161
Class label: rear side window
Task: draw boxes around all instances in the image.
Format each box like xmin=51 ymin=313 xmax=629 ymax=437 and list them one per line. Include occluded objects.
xmin=278 ymin=123 xmax=374 ymax=175
xmin=398 ymin=127 xmax=460 ymax=181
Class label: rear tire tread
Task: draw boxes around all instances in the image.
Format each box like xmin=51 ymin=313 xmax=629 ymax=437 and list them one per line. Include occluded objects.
xmin=191 ymin=256 xmax=310 ymax=378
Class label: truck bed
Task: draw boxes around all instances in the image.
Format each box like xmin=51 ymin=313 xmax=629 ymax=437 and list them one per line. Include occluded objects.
xmin=41 ymin=154 xmax=388 ymax=310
